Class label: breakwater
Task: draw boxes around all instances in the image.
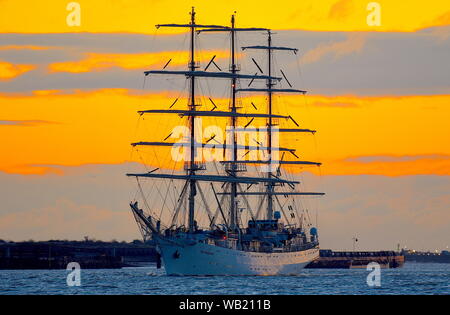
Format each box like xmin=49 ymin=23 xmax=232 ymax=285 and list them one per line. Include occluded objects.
xmin=0 ymin=240 xmax=157 ymax=269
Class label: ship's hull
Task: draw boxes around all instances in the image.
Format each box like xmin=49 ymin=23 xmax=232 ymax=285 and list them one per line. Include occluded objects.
xmin=157 ymin=237 xmax=319 ymax=276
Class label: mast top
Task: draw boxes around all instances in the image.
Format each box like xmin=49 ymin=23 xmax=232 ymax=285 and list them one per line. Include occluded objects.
xmin=198 ymin=27 xmax=268 ymax=33
xmin=242 ymin=45 xmax=299 ymax=53
xmin=197 ymin=13 xmax=268 ymax=33
xmin=156 ymin=7 xmax=229 ymax=30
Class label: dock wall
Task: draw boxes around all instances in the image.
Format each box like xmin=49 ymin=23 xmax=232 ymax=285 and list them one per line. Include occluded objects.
xmin=306 ymin=250 xmax=405 ymax=269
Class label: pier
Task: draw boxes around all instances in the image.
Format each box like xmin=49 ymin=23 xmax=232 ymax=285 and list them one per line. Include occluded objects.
xmin=402 ymin=249 xmax=450 ymax=263
xmin=305 ymin=249 xmax=405 ymax=269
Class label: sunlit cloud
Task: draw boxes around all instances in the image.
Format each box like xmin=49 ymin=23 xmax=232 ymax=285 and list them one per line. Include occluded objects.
xmin=423 ymin=25 xmax=450 ymax=42
xmin=0 ymin=45 xmax=57 ymax=51
xmin=0 ymin=30 xmax=448 ymax=96
xmin=31 ymin=90 xmax=65 ymax=96
xmin=0 ymin=119 xmax=60 ymax=127
xmin=320 ymin=154 xmax=450 ymax=176
xmin=0 ymin=60 xmax=35 ymax=80
xmin=310 ymin=99 xmax=359 ymax=108
xmin=48 ymin=50 xmax=229 ymax=73
xmin=431 ymin=10 xmax=450 ymax=27
xmin=300 ymin=33 xmax=367 ymax=64
xmin=345 ymin=154 xmax=450 ymax=163
xmin=328 ymin=0 xmax=353 ymax=21
xmin=282 ymin=157 xmax=450 ymax=176
xmin=0 ymin=164 xmax=65 ymax=176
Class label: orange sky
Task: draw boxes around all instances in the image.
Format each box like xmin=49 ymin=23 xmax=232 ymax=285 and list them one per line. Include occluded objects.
xmin=1 ymin=0 xmax=450 ymax=33
xmin=0 ymin=1 xmax=449 ymax=176
xmin=1 ymin=89 xmax=449 ymax=176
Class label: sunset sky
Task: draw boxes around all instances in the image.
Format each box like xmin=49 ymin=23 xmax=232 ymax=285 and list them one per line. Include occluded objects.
xmin=0 ymin=0 xmax=449 ymax=251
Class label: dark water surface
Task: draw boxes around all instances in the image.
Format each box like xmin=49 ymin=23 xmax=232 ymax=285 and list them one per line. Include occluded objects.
xmin=0 ymin=263 xmax=448 ymax=295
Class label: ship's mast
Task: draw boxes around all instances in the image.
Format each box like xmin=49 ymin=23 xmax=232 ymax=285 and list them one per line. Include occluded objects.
xmin=229 ymin=13 xmax=238 ymax=230
xmin=196 ymin=14 xmax=269 ymax=230
xmin=188 ymin=7 xmax=197 ymax=232
xmin=128 ymin=12 xmax=323 ymax=234
xmin=241 ymin=33 xmax=317 ymax=221
xmin=266 ymin=30 xmax=274 ymax=220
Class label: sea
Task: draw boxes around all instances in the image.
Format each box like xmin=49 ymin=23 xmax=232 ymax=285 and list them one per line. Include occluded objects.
xmin=0 ymin=263 xmax=448 ymax=295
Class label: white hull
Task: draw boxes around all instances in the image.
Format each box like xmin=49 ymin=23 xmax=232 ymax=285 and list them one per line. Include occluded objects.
xmin=157 ymin=238 xmax=319 ymax=276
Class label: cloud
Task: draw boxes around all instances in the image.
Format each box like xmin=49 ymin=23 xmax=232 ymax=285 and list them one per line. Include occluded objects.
xmin=48 ymin=50 xmax=229 ymax=73
xmin=433 ymin=10 xmax=450 ymax=26
xmin=323 ymin=154 xmax=450 ymax=176
xmin=328 ymin=0 xmax=353 ymax=21
xmin=1 ymin=31 xmax=449 ymax=96
xmin=345 ymin=154 xmax=450 ymax=163
xmin=0 ymin=199 xmax=137 ymax=241
xmin=0 ymin=119 xmax=59 ymax=127
xmin=0 ymin=164 xmax=64 ymax=176
xmin=0 ymin=45 xmax=57 ymax=51
xmin=310 ymin=100 xmax=359 ymax=108
xmin=0 ymin=163 xmax=142 ymax=241
xmin=0 ymin=60 xmax=35 ymax=80
xmin=302 ymin=172 xmax=450 ymax=251
xmin=300 ymin=33 xmax=367 ymax=65
xmin=422 ymin=25 xmax=450 ymax=42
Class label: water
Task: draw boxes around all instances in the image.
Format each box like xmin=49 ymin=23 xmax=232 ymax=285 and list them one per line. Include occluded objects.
xmin=0 ymin=263 xmax=448 ymax=295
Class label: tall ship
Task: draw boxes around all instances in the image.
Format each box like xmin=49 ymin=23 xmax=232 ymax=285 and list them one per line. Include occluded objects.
xmin=127 ymin=8 xmax=324 ymax=276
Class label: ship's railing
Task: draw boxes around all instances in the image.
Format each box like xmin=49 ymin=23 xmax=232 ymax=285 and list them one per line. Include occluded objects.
xmin=206 ymin=237 xmax=318 ymax=253
xmin=284 ymin=241 xmax=318 ymax=252
xmin=320 ymin=250 xmax=398 ymax=258
xmin=210 ymin=239 xmax=238 ymax=250
xmin=184 ymin=161 xmax=206 ymax=171
xmin=223 ymin=162 xmax=247 ymax=173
